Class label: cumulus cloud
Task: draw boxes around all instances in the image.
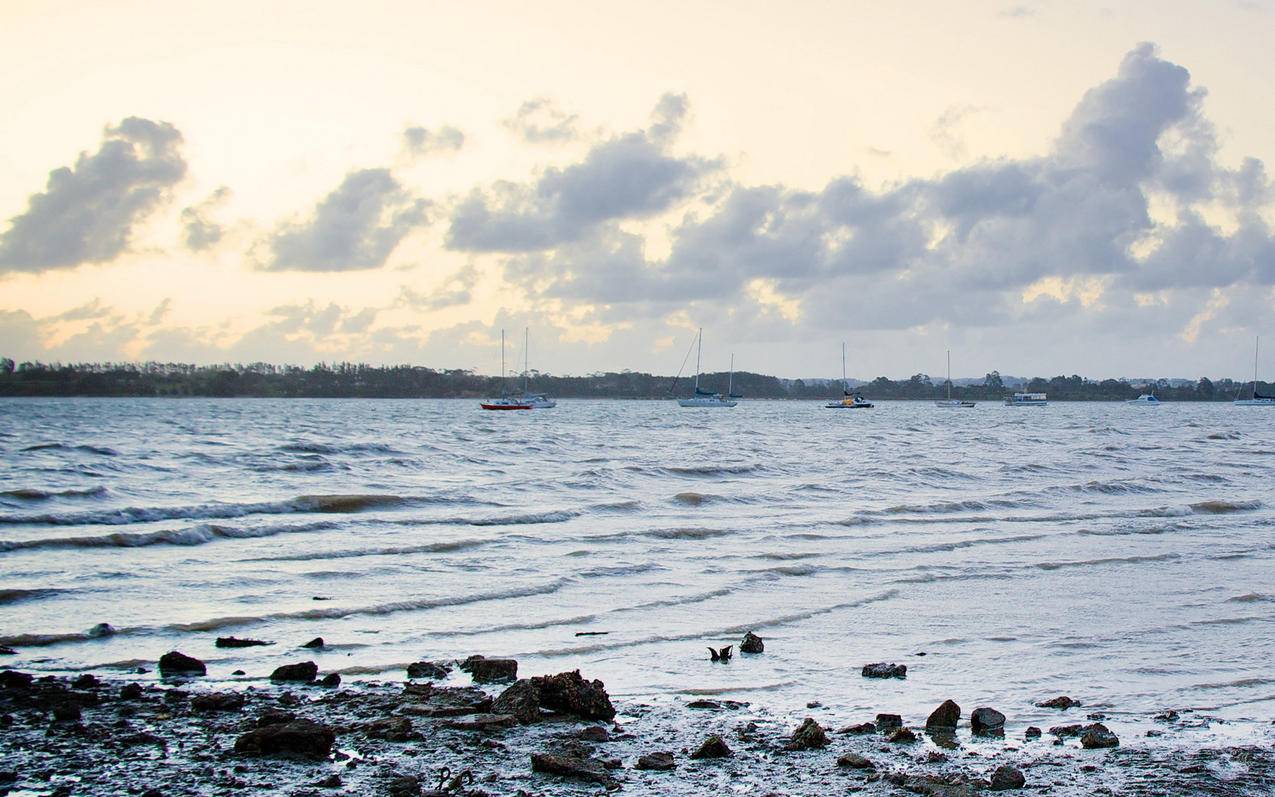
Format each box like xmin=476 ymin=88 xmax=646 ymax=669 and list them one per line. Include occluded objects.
xmin=449 ymin=94 xmax=719 ymax=252
xmin=0 ymin=118 xmax=186 ymax=271
xmin=181 ymin=186 xmax=231 ymax=251
xmin=397 ymin=265 xmax=478 ymax=311
xmin=503 ymin=97 xmax=579 ymax=143
xmin=403 ymin=125 xmax=465 ymax=155
xmin=265 ymin=169 xmax=428 ymax=271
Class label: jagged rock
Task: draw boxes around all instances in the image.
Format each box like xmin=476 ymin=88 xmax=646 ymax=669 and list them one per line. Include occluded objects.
xmin=875 ymin=713 xmax=903 ymax=730
xmin=71 ymin=674 xmax=99 ymax=689
xmin=837 ymin=752 xmax=875 ymax=769
xmin=530 ymin=670 xmax=616 ymax=721
xmin=301 ymin=637 xmax=325 ymax=649
xmin=120 ymin=683 xmax=143 ymax=701
xmin=690 ymin=734 xmax=732 ymax=759
xmin=1025 ymin=726 xmax=1042 ymax=739
xmin=1080 ymin=724 xmax=1120 ymax=749
xmin=1036 ymin=695 xmax=1079 ymax=710
xmin=313 ymin=774 xmax=342 ymax=788
xmin=459 ymin=655 xmax=518 ymax=684
xmin=785 ymin=717 xmax=829 ymax=750
xmin=1155 ymin=709 xmax=1180 ymax=723
xmin=990 ymin=765 xmax=1026 ymax=790
xmin=887 ymin=727 xmax=918 ymax=743
xmin=446 ymin=713 xmax=517 ymax=731
xmin=270 ymin=661 xmax=318 ymax=682
xmin=740 ymin=631 xmax=765 ymax=653
xmin=927 ymin=699 xmax=961 ymax=729
xmin=364 ymin=716 xmax=413 ymax=741
xmin=531 ymin=752 xmax=613 ymax=783
xmin=256 ymin=710 xmax=296 ymax=727
xmin=406 ymin=661 xmax=451 ymax=680
xmin=578 ymin=725 xmax=610 ymax=742
xmin=1049 ymin=724 xmax=1084 ymax=738
xmin=839 ymin=721 xmax=876 ymax=734
xmin=971 ymin=706 xmax=1006 ymax=734
xmin=386 ymin=775 xmax=421 ymax=797
xmin=635 ymin=751 xmax=676 ymax=770
xmin=191 ymin=692 xmax=245 ymax=712
xmin=52 ymin=701 xmax=81 ymax=721
xmin=708 ymin=645 xmax=733 ymax=662
xmin=492 ymin=679 xmax=542 ymax=723
xmin=234 ymin=718 xmax=334 ymax=758
xmin=686 ymin=699 xmax=721 ymax=709
xmin=400 ymin=685 xmax=492 ymax=717
xmin=158 ymin=651 xmax=206 ymax=676
xmin=862 ymin=662 xmax=907 ymax=679
xmin=317 ymin=673 xmax=341 ymax=688
xmin=888 ymin=772 xmax=981 ymax=797
xmin=215 ymin=636 xmax=270 ymax=648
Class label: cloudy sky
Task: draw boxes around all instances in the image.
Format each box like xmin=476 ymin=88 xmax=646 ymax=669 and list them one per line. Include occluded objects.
xmin=2 ymin=0 xmax=1274 ymax=380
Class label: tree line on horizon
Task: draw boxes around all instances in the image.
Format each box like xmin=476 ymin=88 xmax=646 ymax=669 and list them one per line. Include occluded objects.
xmin=0 ymin=358 xmax=1264 ymax=401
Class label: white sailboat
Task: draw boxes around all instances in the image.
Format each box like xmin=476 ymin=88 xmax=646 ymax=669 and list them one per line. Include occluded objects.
xmin=480 ymin=330 xmax=532 ymax=410
xmin=1234 ymin=336 xmax=1275 ymax=407
xmin=934 ymin=350 xmax=976 ymax=408
xmin=825 ymin=342 xmax=873 ymax=409
xmin=678 ymin=329 xmax=738 ymax=408
xmin=513 ymin=327 xmax=556 ymax=409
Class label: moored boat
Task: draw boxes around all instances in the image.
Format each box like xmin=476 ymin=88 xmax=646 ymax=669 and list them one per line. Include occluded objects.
xmin=1125 ymin=393 xmax=1161 ymax=405
xmin=935 ymin=350 xmax=976 ymax=408
xmin=677 ymin=329 xmax=737 ymax=408
xmin=1234 ymin=337 xmax=1275 ymax=407
xmin=480 ymin=330 xmax=533 ymax=411
xmin=1004 ymin=392 xmax=1048 ymax=407
xmin=825 ymin=342 xmax=873 ymax=408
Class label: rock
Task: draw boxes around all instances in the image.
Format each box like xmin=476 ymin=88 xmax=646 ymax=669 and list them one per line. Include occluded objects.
xmin=635 ymin=751 xmax=676 ymax=770
xmin=445 ymin=712 xmax=517 ymax=731
xmin=492 ymin=679 xmax=542 ymax=723
xmin=1049 ymin=724 xmax=1084 ymax=738
xmin=191 ymin=692 xmax=245 ymax=712
xmin=686 ymin=699 xmax=721 ymax=709
xmin=120 ymin=683 xmax=143 ymax=701
xmin=990 ymin=765 xmax=1026 ymax=790
xmin=971 ymin=706 xmax=1006 ymax=734
xmin=215 ymin=636 xmax=270 ymax=648
xmin=406 ymin=661 xmax=451 ymax=680
xmin=839 ymin=721 xmax=876 ymax=734
xmin=364 ymin=716 xmax=413 ymax=741
xmin=740 ymin=631 xmax=764 ymax=653
xmin=386 ymin=775 xmax=421 ymax=797
xmin=691 ymin=734 xmax=732 ymax=759
xmin=530 ymin=752 xmax=613 ymax=783
xmin=234 ymin=718 xmax=335 ymax=758
xmin=708 ymin=645 xmax=733 ymax=662
xmin=1025 ymin=726 xmax=1042 ymax=739
xmin=87 ymin=622 xmax=115 ymax=638
xmin=1036 ymin=695 xmax=1080 ymax=710
xmin=317 ymin=673 xmax=341 ymax=688
xmin=1080 ymin=724 xmax=1120 ymax=749
xmin=314 ymin=774 xmax=342 ymax=788
xmin=71 ymin=673 xmax=99 ymax=689
xmin=459 ymin=655 xmax=518 ymax=684
xmin=785 ymin=717 xmax=829 ymax=750
xmin=806 ymin=701 xmax=822 ymax=708
xmin=837 ymin=752 xmax=875 ymax=769
xmin=862 ymin=662 xmax=907 ymax=679
xmin=0 ymin=646 xmax=16 ymax=655
xmin=256 ymin=710 xmax=296 ymax=727
xmin=578 ymin=725 xmax=610 ymax=742
xmin=530 ymin=670 xmax=616 ymax=721
xmin=52 ymin=701 xmax=82 ymax=721
xmin=1155 ymin=709 xmax=1180 ymax=723
xmin=158 ymin=651 xmax=206 ymax=676
xmin=875 ymin=713 xmax=903 ymax=730
xmin=887 ymin=727 xmax=918 ymax=743
xmin=400 ymin=685 xmax=492 ymax=717
xmin=270 ymin=661 xmax=318 ymax=682
xmin=926 ymin=699 xmax=961 ymax=729
xmin=301 ymin=637 xmax=325 ymax=649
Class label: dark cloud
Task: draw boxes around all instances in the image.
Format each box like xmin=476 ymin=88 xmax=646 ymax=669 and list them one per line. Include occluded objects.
xmin=265 ymin=169 xmax=428 ymax=271
xmin=181 ymin=187 xmax=230 ymax=252
xmin=0 ymin=118 xmax=186 ymax=271
xmin=403 ymin=125 xmax=465 ymax=155
xmin=503 ymin=98 xmax=579 ymax=143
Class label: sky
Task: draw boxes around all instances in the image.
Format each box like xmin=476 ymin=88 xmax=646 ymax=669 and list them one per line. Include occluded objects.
xmin=2 ymin=0 xmax=1274 ymax=381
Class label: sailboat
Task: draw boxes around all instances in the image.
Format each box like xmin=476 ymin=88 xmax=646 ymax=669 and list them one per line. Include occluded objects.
xmin=934 ymin=350 xmax=976 ymax=408
xmin=480 ymin=330 xmax=532 ymax=410
xmin=825 ymin=342 xmax=873 ymax=408
xmin=677 ymin=329 xmax=738 ymax=408
xmin=512 ymin=328 xmax=556 ymax=408
xmin=727 ymin=354 xmax=744 ymax=400
xmin=1234 ymin=336 xmax=1275 ymax=407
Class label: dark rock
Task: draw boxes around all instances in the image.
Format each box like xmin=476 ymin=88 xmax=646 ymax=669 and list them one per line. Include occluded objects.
xmin=785 ymin=717 xmax=829 ymax=750
xmin=215 ymin=636 xmax=270 ymax=648
xmin=492 ymin=679 xmax=541 ymax=723
xmin=1036 ymin=695 xmax=1080 ymax=710
xmin=400 ymin=685 xmax=492 ymax=717
xmin=232 ymin=669 xmax=246 ymax=676
xmin=459 ymin=655 xmax=518 ymax=684
xmin=578 ymin=725 xmax=610 ymax=742
xmin=990 ymin=765 xmax=1026 ymax=790
xmin=364 ymin=716 xmax=413 ymax=741
xmin=875 ymin=713 xmax=903 ymax=730
xmin=837 ymin=752 xmax=875 ymax=769
xmin=862 ymin=662 xmax=907 ymax=679
xmin=686 ymin=699 xmax=721 ymax=709
xmin=71 ymin=673 xmax=99 ymax=689
xmin=690 ymin=734 xmax=732 ymax=759
xmin=314 ymin=774 xmax=342 ymax=788
xmin=191 ymin=692 xmax=244 ymax=711
xmin=386 ymin=775 xmax=421 ymax=797
xmin=971 ymin=706 xmax=1006 ymax=734
xmin=0 ymin=646 xmax=16 ymax=655
xmin=317 ymin=673 xmax=341 ymax=688
xmin=1050 ymin=724 xmax=1084 ymax=738
xmin=1155 ymin=709 xmax=1180 ymax=723
xmin=301 ymin=637 xmax=325 ymax=649
xmin=1025 ymin=726 xmax=1042 ymax=739
xmin=0 ymin=670 xmax=33 ymax=689
xmin=88 ymin=622 xmax=115 ymax=638
xmin=234 ymin=718 xmax=335 ymax=758
xmin=635 ymin=751 xmax=676 ymax=771
xmin=887 ymin=727 xmax=918 ymax=743
xmin=406 ymin=661 xmax=451 ymax=680
xmin=158 ymin=651 xmax=206 ymax=676
xmin=1080 ymin=724 xmax=1120 ymax=749
xmin=926 ymin=699 xmax=961 ymax=729
xmin=445 ymin=712 xmax=517 ymax=731
xmin=806 ymin=701 xmax=822 ymax=708
xmin=52 ymin=701 xmax=82 ymax=721
xmin=120 ymin=683 xmax=143 ymax=701
xmin=256 ymin=710 xmax=296 ymax=727
xmin=739 ymin=631 xmax=764 ymax=653
xmin=928 ymin=729 xmax=961 ymax=749
xmin=531 ymin=752 xmax=613 ymax=783
xmin=530 ymin=670 xmax=616 ymax=721
xmin=270 ymin=661 xmax=318 ymax=682
xmin=839 ymin=721 xmax=876 ymax=734
xmin=708 ymin=645 xmax=733 ymax=662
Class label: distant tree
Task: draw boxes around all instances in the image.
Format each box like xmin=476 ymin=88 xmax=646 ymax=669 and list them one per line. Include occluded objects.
xmin=1197 ymin=377 xmax=1214 ymax=399
xmin=0 ymin=358 xmax=13 ymax=375
xmin=983 ymin=371 xmax=1004 ymax=393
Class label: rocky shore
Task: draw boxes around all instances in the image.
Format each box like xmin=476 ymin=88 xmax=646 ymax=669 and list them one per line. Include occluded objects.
xmin=1 ymin=641 xmax=1273 ymax=796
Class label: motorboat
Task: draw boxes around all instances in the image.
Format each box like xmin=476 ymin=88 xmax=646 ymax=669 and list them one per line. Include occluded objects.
xmin=1125 ymin=394 xmax=1161 ymax=405
xmin=1004 ymin=392 xmax=1048 ymax=407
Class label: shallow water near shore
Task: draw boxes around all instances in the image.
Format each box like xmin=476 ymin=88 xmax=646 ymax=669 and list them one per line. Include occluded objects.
xmin=2 ymin=397 xmax=1273 ymax=747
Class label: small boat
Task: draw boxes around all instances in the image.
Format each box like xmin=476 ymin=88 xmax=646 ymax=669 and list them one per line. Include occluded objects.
xmin=1234 ymin=337 xmax=1275 ymax=407
xmin=1004 ymin=392 xmax=1048 ymax=407
xmin=512 ymin=328 xmax=556 ymax=408
xmin=935 ymin=350 xmax=976 ymax=408
xmin=825 ymin=342 xmax=873 ymax=408
xmin=677 ymin=329 xmax=737 ymax=408
xmin=480 ymin=330 xmax=532 ymax=411
xmin=1125 ymin=393 xmax=1161 ymax=406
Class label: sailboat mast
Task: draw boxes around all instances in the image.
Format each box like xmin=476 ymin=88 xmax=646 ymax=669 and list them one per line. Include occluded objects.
xmin=500 ymin=329 xmax=506 ymax=394
xmin=728 ymin=353 xmax=734 ymax=396
xmin=841 ymin=341 xmax=847 ymax=391
xmin=694 ymin=328 xmax=702 ymax=391
xmin=1255 ymin=336 xmax=1261 ymax=400
xmin=523 ymin=327 xmax=530 ymax=394
xmin=947 ymin=349 xmax=952 ymax=400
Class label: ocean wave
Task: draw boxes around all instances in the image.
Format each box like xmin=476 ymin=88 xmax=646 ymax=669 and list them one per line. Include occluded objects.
xmin=247 ymin=537 xmax=495 ymax=562
xmin=0 ymin=486 xmax=108 ymax=501
xmin=21 ymin=443 xmax=119 ymax=456
xmin=276 ymin=441 xmax=400 ymax=455
xmin=0 ymin=493 xmax=411 ymax=527
xmin=1193 ymin=676 xmax=1275 ymax=690
xmin=631 ymin=463 xmax=760 ymax=477
xmin=1188 ymin=499 xmax=1262 ymax=514
xmin=0 ymin=587 xmax=72 ymax=604
xmin=1226 ymin=593 xmax=1274 ymax=604
xmin=1035 ymin=552 xmax=1181 ymax=571
xmin=0 ymin=520 xmax=340 ymax=552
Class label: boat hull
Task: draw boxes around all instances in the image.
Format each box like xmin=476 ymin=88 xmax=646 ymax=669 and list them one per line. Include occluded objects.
xmin=480 ymin=402 xmax=532 ymax=411
xmin=678 ymin=398 xmax=738 ymax=408
xmin=934 ymin=400 xmax=976 ymax=408
xmin=1234 ymin=399 xmax=1275 ymax=406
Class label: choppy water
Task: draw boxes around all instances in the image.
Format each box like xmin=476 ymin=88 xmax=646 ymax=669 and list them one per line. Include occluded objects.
xmin=1 ymin=397 xmax=1272 ymax=737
